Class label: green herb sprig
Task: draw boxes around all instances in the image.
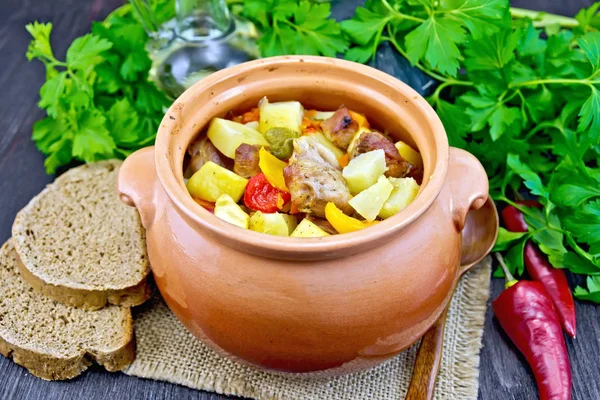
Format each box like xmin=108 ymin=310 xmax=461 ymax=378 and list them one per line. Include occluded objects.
xmin=342 ymin=0 xmax=600 ymax=300
xmin=26 ymin=0 xmax=174 ymax=174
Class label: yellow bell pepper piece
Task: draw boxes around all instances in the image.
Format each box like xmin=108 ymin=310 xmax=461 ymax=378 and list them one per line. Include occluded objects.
xmin=349 ymin=110 xmax=370 ymax=129
xmin=325 ymin=202 xmax=378 ymax=234
xmin=259 ymin=147 xmax=288 ymax=191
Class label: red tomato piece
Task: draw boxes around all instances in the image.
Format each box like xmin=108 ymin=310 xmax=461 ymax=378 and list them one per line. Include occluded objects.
xmin=244 ymin=173 xmax=291 ymax=213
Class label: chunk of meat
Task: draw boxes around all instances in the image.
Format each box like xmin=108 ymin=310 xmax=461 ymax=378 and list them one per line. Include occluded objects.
xmin=306 ymin=215 xmax=338 ymax=235
xmin=321 ymin=106 xmax=359 ymax=149
xmin=184 ymin=137 xmax=231 ymax=178
xmin=349 ymin=131 xmax=412 ymax=178
xmin=233 ymin=143 xmax=262 ymax=179
xmin=284 ymin=137 xmax=353 ymax=218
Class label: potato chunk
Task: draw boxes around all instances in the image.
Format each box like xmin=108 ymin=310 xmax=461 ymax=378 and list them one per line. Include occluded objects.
xmin=379 ymin=178 xmax=420 ymax=219
xmin=207 ymin=118 xmax=269 ymax=159
xmin=348 ymin=176 xmax=394 ymax=222
xmin=378 ymin=177 xmax=420 ymax=219
xmin=342 ymin=149 xmax=386 ymax=195
xmin=214 ymin=194 xmax=249 ymax=229
xmin=249 ymin=212 xmax=297 ymax=236
xmin=291 ymin=219 xmax=330 ymax=238
xmin=187 ymin=161 xmax=248 ymax=202
xmin=259 ymin=97 xmax=304 ymax=134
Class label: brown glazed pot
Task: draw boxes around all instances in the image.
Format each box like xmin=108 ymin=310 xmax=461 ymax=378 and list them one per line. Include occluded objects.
xmin=118 ymin=56 xmax=498 ymax=375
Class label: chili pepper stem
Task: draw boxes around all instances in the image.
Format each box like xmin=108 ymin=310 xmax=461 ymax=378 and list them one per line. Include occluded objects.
xmin=495 ymin=253 xmax=518 ymax=289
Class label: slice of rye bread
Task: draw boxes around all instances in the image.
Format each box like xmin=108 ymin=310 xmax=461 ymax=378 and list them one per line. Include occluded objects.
xmin=0 ymin=240 xmax=135 ymax=380
xmin=12 ymin=160 xmax=151 ymax=310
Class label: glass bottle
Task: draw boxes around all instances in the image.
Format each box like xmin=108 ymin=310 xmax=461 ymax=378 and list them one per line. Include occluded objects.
xmin=130 ymin=0 xmax=260 ymax=98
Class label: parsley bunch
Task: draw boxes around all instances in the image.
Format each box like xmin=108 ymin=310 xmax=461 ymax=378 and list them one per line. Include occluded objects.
xmin=26 ymin=0 xmax=174 ymax=174
xmin=233 ymin=0 xmax=348 ymax=57
xmin=343 ymin=0 xmax=600 ymax=301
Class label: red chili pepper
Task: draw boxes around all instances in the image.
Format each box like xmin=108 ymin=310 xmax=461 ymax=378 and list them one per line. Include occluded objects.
xmin=493 ymin=254 xmax=572 ymax=400
xmin=244 ymin=173 xmax=291 ymax=213
xmin=501 ymin=203 xmax=576 ymax=338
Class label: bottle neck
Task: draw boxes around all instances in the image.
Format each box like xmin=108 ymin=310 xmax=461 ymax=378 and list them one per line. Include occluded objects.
xmin=176 ymin=0 xmax=234 ymax=41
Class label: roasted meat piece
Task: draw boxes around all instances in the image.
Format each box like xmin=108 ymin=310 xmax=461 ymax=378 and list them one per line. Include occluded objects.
xmin=233 ymin=143 xmax=262 ymax=179
xmin=321 ymin=106 xmax=359 ymax=149
xmin=184 ymin=137 xmax=232 ymax=178
xmin=349 ymin=131 xmax=411 ymax=178
xmin=284 ymin=137 xmax=353 ymax=218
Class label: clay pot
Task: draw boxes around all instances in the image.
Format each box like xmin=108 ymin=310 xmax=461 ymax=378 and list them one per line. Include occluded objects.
xmin=118 ymin=56 xmax=498 ymax=374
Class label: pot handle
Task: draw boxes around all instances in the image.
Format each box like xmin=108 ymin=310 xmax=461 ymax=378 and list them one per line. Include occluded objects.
xmin=446 ymin=147 xmax=489 ymax=232
xmin=445 ymin=147 xmax=498 ymax=275
xmin=117 ymin=146 xmax=159 ymax=229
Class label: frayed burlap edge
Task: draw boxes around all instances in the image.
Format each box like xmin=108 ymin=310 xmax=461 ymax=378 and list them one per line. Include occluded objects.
xmin=434 ymin=257 xmax=491 ymax=400
xmin=125 ymin=257 xmax=491 ymax=400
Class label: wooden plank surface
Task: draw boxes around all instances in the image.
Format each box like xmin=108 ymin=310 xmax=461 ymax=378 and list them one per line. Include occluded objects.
xmin=0 ymin=0 xmax=597 ymax=399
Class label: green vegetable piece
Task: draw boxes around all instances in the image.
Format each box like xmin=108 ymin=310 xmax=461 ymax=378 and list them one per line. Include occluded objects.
xmin=264 ymin=127 xmax=298 ymax=160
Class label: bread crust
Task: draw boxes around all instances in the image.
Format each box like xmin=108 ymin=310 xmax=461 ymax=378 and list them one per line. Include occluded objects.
xmin=11 ymin=160 xmax=151 ymax=310
xmin=16 ymin=253 xmax=151 ymax=311
xmin=0 ymin=325 xmax=135 ymax=381
xmin=0 ymin=240 xmax=136 ymax=380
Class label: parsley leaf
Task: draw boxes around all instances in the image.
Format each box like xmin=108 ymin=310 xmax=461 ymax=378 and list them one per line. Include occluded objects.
xmin=492 ymin=227 xmax=528 ymax=251
xmin=575 ymin=276 xmax=600 ymax=302
xmin=577 ymin=31 xmax=600 ymax=72
xmin=405 ymin=16 xmax=466 ymax=76
xmin=65 ymin=34 xmax=112 ymax=71
xmin=507 ymin=154 xmax=550 ymax=200
xmin=246 ymin=0 xmax=347 ymax=58
xmin=564 ymin=200 xmax=600 ymax=246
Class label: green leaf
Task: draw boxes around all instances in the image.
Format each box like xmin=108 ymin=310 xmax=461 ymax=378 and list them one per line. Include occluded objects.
xmin=292 ymin=2 xmax=349 ymax=57
xmin=550 ymin=164 xmax=600 ymax=207
xmin=107 ymin=99 xmax=140 ymax=145
xmin=492 ymin=228 xmax=527 ymax=251
xmin=344 ymin=45 xmax=375 ymax=63
xmin=120 ymin=51 xmax=151 ymax=81
xmin=524 ymin=207 xmax=566 ymax=257
xmin=439 ymin=0 xmax=506 ymax=39
xmin=525 ymin=86 xmax=555 ymax=123
xmin=405 ymin=16 xmax=466 ymax=77
xmin=25 ymin=22 xmax=56 ymax=64
xmin=507 ymin=154 xmax=550 ymax=199
xmin=464 ymin=28 xmax=518 ymax=72
xmin=436 ymin=99 xmax=470 ymax=147
xmin=564 ymin=200 xmax=600 ymax=245
xmin=242 ymin=0 xmax=271 ymax=28
xmin=505 ymin=238 xmax=527 ymax=276
xmin=72 ymin=109 xmax=115 ymax=161
xmin=577 ymin=86 xmax=600 ymax=139
xmin=577 ymin=31 xmax=600 ymax=71
xmin=66 ymin=34 xmax=112 ymax=70
xmin=341 ymin=7 xmax=389 ymax=46
xmin=562 ymin=251 xmax=600 ymax=275
xmin=517 ymin=22 xmax=546 ymax=56
xmin=574 ymin=276 xmax=600 ymax=303
xmin=574 ymin=2 xmax=600 ymax=35
xmin=488 ymin=105 xmax=520 ymax=141
xmin=44 ymin=136 xmax=74 ymax=175
xmin=32 ymin=117 xmax=62 ymax=155
xmin=135 ymin=81 xmax=170 ymax=114
xmin=38 ymin=71 xmax=66 ymax=118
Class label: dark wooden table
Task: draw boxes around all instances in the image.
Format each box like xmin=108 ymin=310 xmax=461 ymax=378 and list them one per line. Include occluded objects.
xmin=0 ymin=0 xmax=598 ymax=399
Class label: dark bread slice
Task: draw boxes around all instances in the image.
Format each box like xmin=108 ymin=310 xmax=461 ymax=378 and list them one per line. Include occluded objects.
xmin=0 ymin=239 xmax=135 ymax=380
xmin=12 ymin=160 xmax=150 ymax=310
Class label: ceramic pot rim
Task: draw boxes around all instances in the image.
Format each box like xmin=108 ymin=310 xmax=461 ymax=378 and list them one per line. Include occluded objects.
xmin=154 ymin=56 xmax=449 ymax=256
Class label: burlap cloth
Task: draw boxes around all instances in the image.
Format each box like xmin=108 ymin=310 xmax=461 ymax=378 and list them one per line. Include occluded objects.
xmin=124 ymin=257 xmax=491 ymax=400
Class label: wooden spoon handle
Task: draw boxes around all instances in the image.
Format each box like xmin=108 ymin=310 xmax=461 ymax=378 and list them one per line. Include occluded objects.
xmin=405 ymin=308 xmax=449 ymax=400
